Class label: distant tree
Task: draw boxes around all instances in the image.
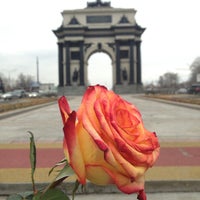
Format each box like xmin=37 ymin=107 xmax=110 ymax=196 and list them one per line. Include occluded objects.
xmin=16 ymin=73 xmax=34 ymax=90
xmin=0 ymin=72 xmax=11 ymax=91
xmin=158 ymin=72 xmax=179 ymax=88
xmin=0 ymin=77 xmax=5 ymax=93
xmin=189 ymin=57 xmax=200 ymax=83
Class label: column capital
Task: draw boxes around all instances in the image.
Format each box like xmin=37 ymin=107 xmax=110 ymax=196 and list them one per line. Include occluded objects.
xmin=64 ymin=41 xmax=70 ymax=47
xmin=135 ymin=40 xmax=141 ymax=45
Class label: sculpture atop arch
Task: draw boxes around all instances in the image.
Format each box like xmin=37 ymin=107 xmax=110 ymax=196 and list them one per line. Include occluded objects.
xmin=87 ymin=0 xmax=111 ymax=8
xmin=53 ymin=0 xmax=145 ymax=95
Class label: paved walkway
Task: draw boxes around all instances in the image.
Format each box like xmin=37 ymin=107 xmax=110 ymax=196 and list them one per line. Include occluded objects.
xmin=1 ymin=193 xmax=200 ymax=200
xmin=0 ymin=94 xmax=200 ymax=196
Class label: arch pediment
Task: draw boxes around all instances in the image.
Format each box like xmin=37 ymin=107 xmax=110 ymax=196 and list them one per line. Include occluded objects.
xmin=69 ymin=16 xmax=80 ymax=25
xmin=118 ymin=15 xmax=130 ymax=24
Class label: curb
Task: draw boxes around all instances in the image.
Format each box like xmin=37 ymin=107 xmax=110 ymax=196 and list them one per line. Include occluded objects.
xmin=141 ymin=95 xmax=200 ymax=110
xmin=0 ymin=101 xmax=57 ymax=120
xmin=1 ymin=181 xmax=200 ymax=195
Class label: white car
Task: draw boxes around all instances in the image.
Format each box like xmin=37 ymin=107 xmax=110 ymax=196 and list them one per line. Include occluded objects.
xmin=28 ymin=92 xmax=40 ymax=98
xmin=1 ymin=92 xmax=13 ymax=100
xmin=176 ymin=88 xmax=187 ymax=94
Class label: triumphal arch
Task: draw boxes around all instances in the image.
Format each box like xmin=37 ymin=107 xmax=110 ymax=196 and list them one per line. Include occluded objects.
xmin=53 ymin=0 xmax=145 ymax=95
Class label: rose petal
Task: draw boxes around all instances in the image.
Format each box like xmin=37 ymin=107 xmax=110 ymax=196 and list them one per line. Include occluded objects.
xmin=63 ymin=139 xmax=69 ymax=162
xmin=63 ymin=111 xmax=86 ymax=184
xmin=104 ymin=168 xmax=145 ymax=194
xmin=58 ymin=96 xmax=71 ymax=124
xmin=85 ymin=165 xmax=113 ymax=185
xmin=108 ymin=141 xmax=147 ymax=178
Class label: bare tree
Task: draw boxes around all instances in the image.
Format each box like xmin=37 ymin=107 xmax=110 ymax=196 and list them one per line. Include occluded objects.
xmin=0 ymin=77 xmax=5 ymax=93
xmin=189 ymin=57 xmax=200 ymax=83
xmin=158 ymin=72 xmax=179 ymax=88
xmin=16 ymin=73 xmax=34 ymax=90
xmin=0 ymin=72 xmax=12 ymax=91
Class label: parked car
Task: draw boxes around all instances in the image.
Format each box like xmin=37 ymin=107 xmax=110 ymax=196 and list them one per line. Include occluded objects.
xmin=27 ymin=92 xmax=40 ymax=98
xmin=188 ymin=84 xmax=200 ymax=94
xmin=176 ymin=88 xmax=187 ymax=94
xmin=1 ymin=92 xmax=13 ymax=100
xmin=145 ymin=87 xmax=160 ymax=95
xmin=11 ymin=89 xmax=26 ymax=98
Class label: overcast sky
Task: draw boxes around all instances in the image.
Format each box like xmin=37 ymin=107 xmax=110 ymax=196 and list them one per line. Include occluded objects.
xmin=0 ymin=0 xmax=200 ymax=88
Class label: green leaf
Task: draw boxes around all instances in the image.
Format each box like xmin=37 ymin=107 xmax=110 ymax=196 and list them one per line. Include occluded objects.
xmin=44 ymin=164 xmax=75 ymax=193
xmin=28 ymin=131 xmax=37 ymax=193
xmin=33 ymin=189 xmax=70 ymax=200
xmin=55 ymin=165 xmax=74 ymax=182
xmin=48 ymin=158 xmax=67 ymax=176
xmin=28 ymin=131 xmax=36 ymax=174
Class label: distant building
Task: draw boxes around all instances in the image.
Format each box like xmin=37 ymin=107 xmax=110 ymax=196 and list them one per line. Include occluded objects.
xmin=30 ymin=82 xmax=57 ymax=95
xmin=30 ymin=82 xmax=40 ymax=92
xmin=40 ymin=83 xmax=55 ymax=92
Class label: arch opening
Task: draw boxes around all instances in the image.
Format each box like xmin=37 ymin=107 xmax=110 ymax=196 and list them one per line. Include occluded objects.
xmin=87 ymin=52 xmax=113 ymax=89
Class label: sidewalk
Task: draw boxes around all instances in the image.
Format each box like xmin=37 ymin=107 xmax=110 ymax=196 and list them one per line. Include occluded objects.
xmin=1 ymin=193 xmax=200 ymax=200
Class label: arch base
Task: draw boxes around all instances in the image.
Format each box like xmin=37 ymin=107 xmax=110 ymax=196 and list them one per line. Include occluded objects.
xmin=113 ymin=84 xmax=143 ymax=94
xmin=58 ymin=86 xmax=86 ymax=96
xmin=58 ymin=84 xmax=143 ymax=96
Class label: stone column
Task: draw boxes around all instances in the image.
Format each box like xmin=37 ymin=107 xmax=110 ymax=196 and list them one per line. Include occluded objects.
xmin=65 ymin=42 xmax=71 ymax=85
xmin=116 ymin=40 xmax=121 ymax=84
xmin=79 ymin=41 xmax=84 ymax=85
xmin=136 ymin=41 xmax=142 ymax=84
xmin=58 ymin=43 xmax=64 ymax=87
xmin=129 ymin=40 xmax=135 ymax=84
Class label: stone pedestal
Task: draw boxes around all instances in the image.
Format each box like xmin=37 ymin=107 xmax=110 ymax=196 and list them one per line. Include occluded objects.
xmin=58 ymin=86 xmax=86 ymax=96
xmin=114 ymin=84 xmax=143 ymax=94
xmin=58 ymin=84 xmax=143 ymax=96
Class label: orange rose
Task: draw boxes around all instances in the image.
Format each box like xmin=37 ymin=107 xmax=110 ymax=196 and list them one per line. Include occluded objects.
xmin=58 ymin=85 xmax=160 ymax=200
